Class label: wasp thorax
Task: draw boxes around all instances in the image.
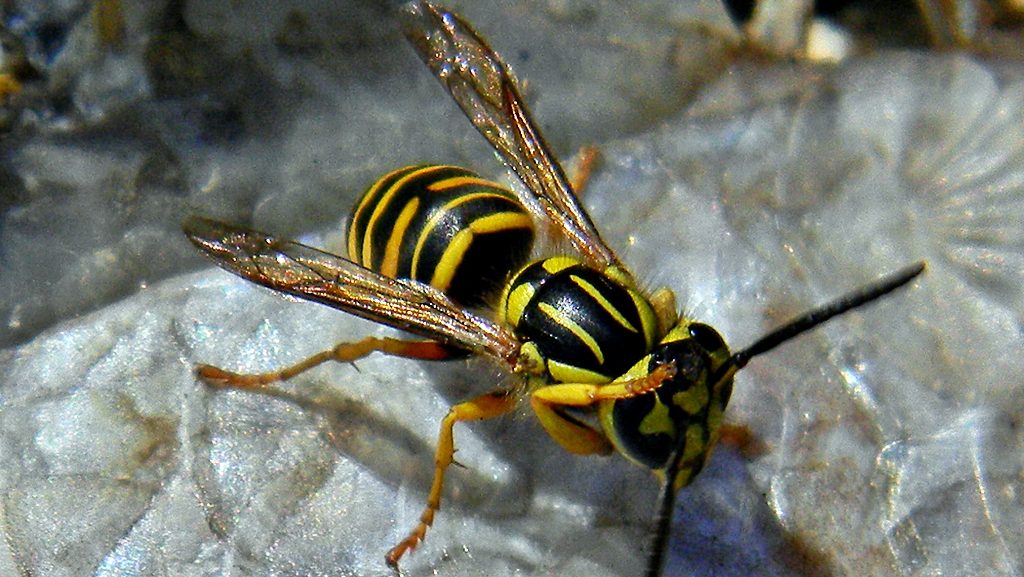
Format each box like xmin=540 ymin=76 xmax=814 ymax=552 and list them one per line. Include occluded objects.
xmin=499 ymin=256 xmax=660 ymax=385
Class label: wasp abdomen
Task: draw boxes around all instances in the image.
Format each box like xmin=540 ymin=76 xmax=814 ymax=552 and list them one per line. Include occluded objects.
xmin=347 ymin=165 xmax=535 ymax=306
xmin=501 ymin=256 xmax=659 ymax=384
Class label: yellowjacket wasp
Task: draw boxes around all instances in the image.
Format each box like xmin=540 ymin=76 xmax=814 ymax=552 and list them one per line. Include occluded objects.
xmin=184 ymin=1 xmax=925 ymax=574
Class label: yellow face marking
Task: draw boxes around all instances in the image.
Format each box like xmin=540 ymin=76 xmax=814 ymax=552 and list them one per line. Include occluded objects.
xmin=672 ymin=383 xmax=709 ymax=415
xmin=381 ymin=197 xmax=420 ymax=278
xmin=538 ymin=302 xmax=604 ymax=365
xmin=638 ymin=397 xmax=673 ymax=436
xmin=569 ymin=274 xmax=638 ymax=333
xmin=683 ymin=423 xmax=706 ymax=462
xmin=670 ymin=427 xmax=706 ymax=491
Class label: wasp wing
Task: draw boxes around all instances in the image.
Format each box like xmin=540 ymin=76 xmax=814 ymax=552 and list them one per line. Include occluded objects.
xmin=183 ymin=216 xmax=521 ymax=364
xmin=401 ymin=0 xmax=623 ymax=272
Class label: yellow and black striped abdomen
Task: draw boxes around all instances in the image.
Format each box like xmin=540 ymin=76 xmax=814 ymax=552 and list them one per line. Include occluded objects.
xmin=501 ymin=256 xmax=659 ymax=385
xmin=347 ymin=165 xmax=535 ymax=306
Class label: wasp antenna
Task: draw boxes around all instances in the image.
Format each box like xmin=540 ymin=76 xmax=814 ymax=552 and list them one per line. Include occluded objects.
xmin=702 ymin=261 xmax=926 ymax=396
xmin=645 ymin=451 xmax=685 ymax=577
xmin=646 ymin=261 xmax=925 ymax=577
xmin=729 ymin=261 xmax=925 ymax=372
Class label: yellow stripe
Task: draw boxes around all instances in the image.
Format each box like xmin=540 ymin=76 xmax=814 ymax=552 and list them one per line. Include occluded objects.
xmin=569 ymin=274 xmax=637 ymax=333
xmin=630 ymin=291 xmax=659 ymax=349
xmin=364 ymin=165 xmax=447 ymax=267
xmin=538 ymin=302 xmax=604 ymax=364
xmin=427 ymin=211 xmax=532 ymax=290
xmin=412 ymin=191 xmax=523 ymax=277
xmin=541 ymin=256 xmax=578 ymax=274
xmin=430 ymin=228 xmax=473 ymax=291
xmin=381 ymin=197 xmax=420 ymax=278
xmin=503 ymin=282 xmax=535 ymax=328
xmin=349 ymin=165 xmax=420 ymax=262
xmin=428 ymin=175 xmax=504 ymax=192
xmin=349 ymin=166 xmax=413 ymax=261
xmin=469 ymin=211 xmax=532 ymax=234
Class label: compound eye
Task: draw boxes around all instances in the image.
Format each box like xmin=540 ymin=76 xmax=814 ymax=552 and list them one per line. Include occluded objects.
xmin=648 ymin=339 xmax=705 ymax=389
xmin=688 ymin=322 xmax=726 ymax=354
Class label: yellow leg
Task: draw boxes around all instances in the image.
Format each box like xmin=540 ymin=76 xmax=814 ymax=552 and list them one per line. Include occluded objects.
xmin=386 ymin=389 xmax=519 ymax=568
xmin=530 ymin=396 xmax=612 ymax=455
xmin=529 ymin=363 xmax=676 ymax=454
xmin=197 ymin=337 xmax=457 ymax=389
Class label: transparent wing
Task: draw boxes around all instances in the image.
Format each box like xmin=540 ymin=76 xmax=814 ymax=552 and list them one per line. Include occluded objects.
xmin=183 ymin=216 xmax=521 ymax=364
xmin=401 ymin=0 xmax=623 ymax=271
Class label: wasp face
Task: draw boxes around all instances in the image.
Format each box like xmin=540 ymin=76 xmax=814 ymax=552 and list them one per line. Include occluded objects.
xmin=600 ymin=323 xmax=733 ymax=487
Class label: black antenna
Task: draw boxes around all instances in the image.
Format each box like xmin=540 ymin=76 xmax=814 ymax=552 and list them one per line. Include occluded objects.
xmin=726 ymin=261 xmax=926 ymax=373
xmin=645 ymin=444 xmax=687 ymax=577
xmin=645 ymin=261 xmax=925 ymax=577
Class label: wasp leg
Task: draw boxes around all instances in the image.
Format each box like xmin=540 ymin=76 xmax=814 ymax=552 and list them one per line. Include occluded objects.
xmin=529 ymin=363 xmax=676 ymax=454
xmin=530 ymin=395 xmax=613 ymax=455
xmin=386 ymin=389 xmax=519 ymax=568
xmin=196 ymin=338 xmax=459 ymax=389
xmin=718 ymin=423 xmax=765 ymax=458
xmin=569 ymin=145 xmax=600 ymax=195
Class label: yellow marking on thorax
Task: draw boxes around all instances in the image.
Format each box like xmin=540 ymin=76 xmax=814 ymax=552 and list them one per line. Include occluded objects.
xmin=672 ymin=384 xmax=709 ymax=415
xmin=538 ymin=302 xmax=604 ymax=364
xmin=503 ymin=281 xmax=536 ymax=328
xmin=569 ymin=274 xmax=637 ymax=332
